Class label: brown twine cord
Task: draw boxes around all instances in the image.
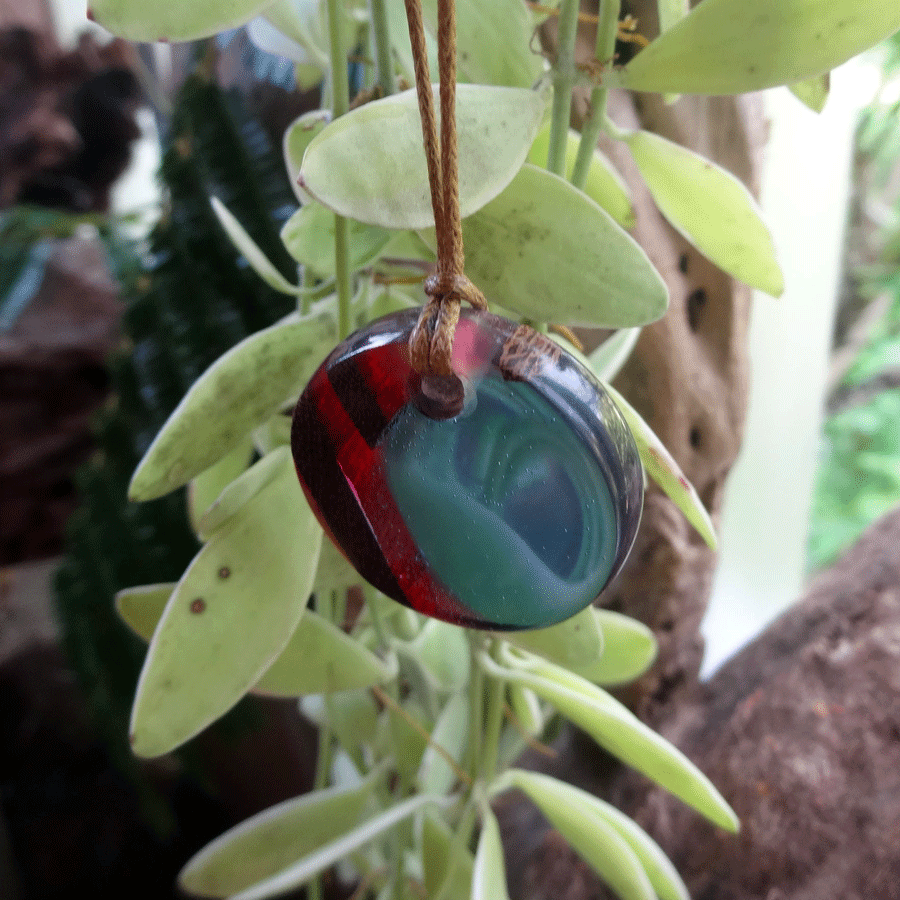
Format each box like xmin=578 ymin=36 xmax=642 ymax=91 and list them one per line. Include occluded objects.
xmin=403 ymin=0 xmax=487 ymax=378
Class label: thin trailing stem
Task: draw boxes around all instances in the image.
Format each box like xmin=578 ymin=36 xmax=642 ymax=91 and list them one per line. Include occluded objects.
xmin=326 ymin=0 xmax=353 ymax=339
xmin=308 ymin=11 xmax=351 ymax=899
xmin=369 ymin=0 xmax=395 ymax=97
xmin=430 ymin=798 xmax=479 ymax=900
xmin=480 ymin=639 xmax=506 ymax=783
xmin=571 ymin=0 xmax=621 ymax=190
xmin=546 ymin=0 xmax=580 ymax=176
xmin=466 ymin=632 xmax=485 ymax=782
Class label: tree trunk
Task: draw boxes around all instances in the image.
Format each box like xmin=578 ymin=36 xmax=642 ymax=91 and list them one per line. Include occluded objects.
xmin=594 ymin=0 xmax=767 ymax=724
xmin=608 ymin=503 xmax=900 ymax=900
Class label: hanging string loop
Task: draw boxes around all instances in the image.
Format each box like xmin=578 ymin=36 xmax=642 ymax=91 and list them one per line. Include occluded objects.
xmin=403 ymin=0 xmax=487 ymax=381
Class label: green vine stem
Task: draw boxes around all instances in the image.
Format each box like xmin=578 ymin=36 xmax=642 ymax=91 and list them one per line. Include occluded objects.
xmin=308 ymin=10 xmax=353 ymax=900
xmin=479 ymin=639 xmax=506 ymax=783
xmin=369 ymin=0 xmax=395 ymax=97
xmin=466 ymin=632 xmax=485 ymax=782
xmin=546 ymin=0 xmax=581 ymax=176
xmin=326 ymin=0 xmax=353 ymax=339
xmin=571 ymin=0 xmax=621 ymax=190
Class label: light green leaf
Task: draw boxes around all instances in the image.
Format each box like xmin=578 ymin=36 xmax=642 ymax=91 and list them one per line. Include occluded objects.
xmin=262 ymin=0 xmax=330 ymax=71
xmin=421 ymin=810 xmax=474 ymax=900
xmin=179 ymin=777 xmax=379 ymax=898
xmin=658 ymin=0 xmax=690 ymax=34
xmin=493 ymin=651 xmax=738 ymax=833
xmin=210 ymin=198 xmax=300 ymax=295
xmin=424 ymin=164 xmax=667 ymax=326
xmin=789 ymin=73 xmax=830 ymax=113
xmin=89 ymin=0 xmax=274 ymax=41
xmin=472 ymin=808 xmax=511 ymax=900
xmin=387 ymin=697 xmax=433 ymax=785
xmin=283 ymin=110 xmax=331 ymax=204
xmin=188 ymin=438 xmax=254 ymax=537
xmin=281 ymin=202 xmax=393 ymax=278
xmin=605 ymin=383 xmax=717 ymax=549
xmin=417 ymin=691 xmax=469 ymax=796
xmin=575 ymin=610 xmax=657 ymax=686
xmin=615 ymin=0 xmax=900 ymax=95
xmin=423 ymin=0 xmax=545 ymax=88
xmin=115 ymin=583 xmax=176 ymax=642
xmin=503 ymin=604 xmax=603 ymax=670
xmin=406 ymin=620 xmax=470 ymax=693
xmin=116 ymin=577 xmax=390 ymax=700
xmin=313 ymin=534 xmax=361 ymax=595
xmin=527 ymin=124 xmax=635 ymax=229
xmin=129 ymin=308 xmax=335 ymax=501
xmin=361 ymin=283 xmax=421 ymax=324
xmin=506 ymin=771 xmax=655 ymax=900
xmin=587 ymin=328 xmax=641 ymax=382
xmin=195 ymin=443 xmax=287 ymax=540
xmin=252 ymin=413 xmax=292 ymax=455
xmin=299 ymin=84 xmax=546 ymax=229
xmin=130 ymin=449 xmax=322 ymax=757
xmin=506 ymin=771 xmax=688 ymax=900
xmin=254 ymin=611 xmax=395 ymax=697
xmin=385 ymin=0 xmax=438 ymax=84
xmin=625 ymin=131 xmax=782 ymax=296
xmin=230 ymin=794 xmax=452 ymax=900
xmin=507 ymin=683 xmax=543 ymax=736
xmin=324 ymin=690 xmax=382 ymax=767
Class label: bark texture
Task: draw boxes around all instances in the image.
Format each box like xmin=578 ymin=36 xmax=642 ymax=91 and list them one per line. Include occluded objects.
xmin=587 ymin=0 xmax=768 ymax=725
xmin=509 ymin=506 xmax=900 ymax=900
xmin=609 ymin=503 xmax=900 ymax=900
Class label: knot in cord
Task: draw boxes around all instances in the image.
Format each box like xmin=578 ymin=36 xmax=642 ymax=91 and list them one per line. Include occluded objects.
xmin=409 ymin=274 xmax=487 ymax=377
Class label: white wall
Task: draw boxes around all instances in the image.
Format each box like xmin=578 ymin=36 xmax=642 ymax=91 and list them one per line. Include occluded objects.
xmin=701 ymin=58 xmax=882 ymax=677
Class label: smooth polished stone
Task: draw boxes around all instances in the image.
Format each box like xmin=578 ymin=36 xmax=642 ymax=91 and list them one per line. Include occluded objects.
xmin=291 ymin=308 xmax=642 ymax=630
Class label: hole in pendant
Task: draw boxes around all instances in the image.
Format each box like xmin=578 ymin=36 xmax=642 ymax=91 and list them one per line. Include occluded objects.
xmin=414 ymin=373 xmax=467 ymax=420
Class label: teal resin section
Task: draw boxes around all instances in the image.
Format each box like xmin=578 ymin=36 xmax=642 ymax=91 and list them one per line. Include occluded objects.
xmin=382 ymin=373 xmax=618 ymax=629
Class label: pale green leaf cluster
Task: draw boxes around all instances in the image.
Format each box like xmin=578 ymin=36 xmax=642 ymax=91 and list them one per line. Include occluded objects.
xmin=89 ymin=0 xmax=273 ymax=42
xmin=527 ymin=123 xmax=635 ymax=229
xmin=624 ymin=130 xmax=783 ymax=297
xmin=423 ymin=164 xmax=667 ymax=326
xmin=129 ymin=448 xmax=323 ymax=756
xmin=128 ymin=308 xmax=337 ymax=501
xmin=613 ymin=0 xmax=900 ymax=95
xmin=299 ymin=85 xmax=546 ymax=229
xmin=93 ymin=1 xmax=900 ymax=899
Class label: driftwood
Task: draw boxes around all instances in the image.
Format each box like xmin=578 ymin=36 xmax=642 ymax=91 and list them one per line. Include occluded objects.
xmin=597 ymin=0 xmax=766 ymax=725
xmin=509 ymin=6 xmax=900 ymax=900
xmin=608 ymin=503 xmax=900 ymax=900
xmin=508 ymin=505 xmax=900 ymax=900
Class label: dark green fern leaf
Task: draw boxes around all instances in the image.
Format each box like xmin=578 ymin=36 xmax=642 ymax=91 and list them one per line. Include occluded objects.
xmin=53 ymin=72 xmax=302 ymax=792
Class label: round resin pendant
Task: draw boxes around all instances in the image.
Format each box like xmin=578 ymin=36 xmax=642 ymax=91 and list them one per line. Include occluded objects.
xmin=291 ymin=308 xmax=642 ymax=630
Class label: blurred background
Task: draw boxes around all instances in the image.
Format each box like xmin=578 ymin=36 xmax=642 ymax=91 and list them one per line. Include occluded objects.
xmin=2 ymin=0 xmax=899 ymax=896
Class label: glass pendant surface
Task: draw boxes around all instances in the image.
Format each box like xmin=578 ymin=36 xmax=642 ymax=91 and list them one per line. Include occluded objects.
xmin=291 ymin=308 xmax=642 ymax=630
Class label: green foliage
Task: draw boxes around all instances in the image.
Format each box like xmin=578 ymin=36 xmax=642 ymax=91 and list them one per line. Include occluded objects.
xmin=527 ymin=123 xmax=636 ymax=229
xmin=809 ymin=288 xmax=900 ymax=569
xmin=90 ymin=0 xmax=274 ymax=41
xmin=128 ymin=310 xmax=337 ymax=501
xmin=130 ymin=448 xmax=323 ymax=756
xmin=625 ymin=130 xmax=783 ymax=296
xmin=299 ymin=84 xmax=546 ymax=229
xmin=53 ymin=72 xmax=298 ymax=781
xmin=613 ymin=0 xmax=900 ymax=95
xmin=809 ymin=44 xmax=900 ymax=571
xmin=179 ymin=775 xmax=382 ymax=896
xmin=85 ymin=2 xmax=900 ymax=899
